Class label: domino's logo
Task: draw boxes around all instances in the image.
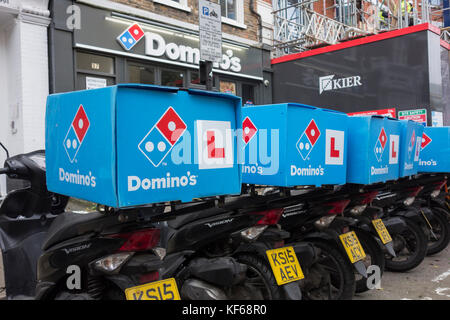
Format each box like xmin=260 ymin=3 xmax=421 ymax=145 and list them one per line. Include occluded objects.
xmin=138 ymin=107 xmax=187 ymax=167
xmin=296 ymin=119 xmax=320 ymax=160
xmin=242 ymin=117 xmax=258 ymax=145
xmin=64 ymin=105 xmax=90 ymax=163
xmin=408 ymin=130 xmax=416 ymax=159
xmin=374 ymin=127 xmax=387 ymax=162
xmin=117 ymin=23 xmax=145 ymax=51
xmin=421 ymin=132 xmax=432 ymax=150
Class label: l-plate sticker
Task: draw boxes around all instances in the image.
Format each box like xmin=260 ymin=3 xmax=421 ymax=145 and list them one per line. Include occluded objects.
xmin=325 ymin=129 xmax=344 ymax=165
xmin=414 ymin=137 xmax=421 ymax=162
xmin=197 ymin=120 xmax=233 ymax=170
xmin=389 ymin=135 xmax=399 ymax=165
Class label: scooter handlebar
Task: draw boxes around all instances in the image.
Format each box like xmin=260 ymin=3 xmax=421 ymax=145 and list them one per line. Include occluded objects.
xmin=0 ymin=168 xmax=9 ymax=175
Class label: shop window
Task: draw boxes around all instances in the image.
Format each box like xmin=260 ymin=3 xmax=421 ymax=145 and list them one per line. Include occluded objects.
xmin=220 ymin=0 xmax=246 ymax=28
xmin=128 ymin=64 xmax=156 ymax=85
xmin=220 ymin=81 xmax=236 ymax=95
xmin=220 ymin=0 xmax=237 ymax=20
xmin=76 ymin=52 xmax=115 ymax=75
xmin=161 ymin=69 xmax=185 ymax=87
xmin=190 ymin=72 xmax=200 ymax=85
xmin=153 ymin=0 xmax=191 ymax=12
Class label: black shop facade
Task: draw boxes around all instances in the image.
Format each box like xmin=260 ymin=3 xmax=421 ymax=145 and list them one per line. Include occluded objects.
xmin=48 ymin=1 xmax=272 ymax=105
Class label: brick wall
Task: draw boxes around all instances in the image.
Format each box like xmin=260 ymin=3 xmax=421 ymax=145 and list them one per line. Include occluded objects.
xmin=111 ymin=0 xmax=261 ymax=42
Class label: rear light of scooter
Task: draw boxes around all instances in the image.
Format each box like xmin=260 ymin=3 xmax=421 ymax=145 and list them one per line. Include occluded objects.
xmin=110 ymin=228 xmax=161 ymax=252
xmin=408 ymin=186 xmax=424 ymax=198
xmin=139 ymin=271 xmax=159 ymax=284
xmin=326 ymin=199 xmax=351 ymax=215
xmin=241 ymin=209 xmax=284 ymax=241
xmin=430 ymin=180 xmax=447 ymax=198
xmin=274 ymin=240 xmax=285 ymax=248
xmin=350 ymin=191 xmax=379 ymax=215
xmin=403 ymin=186 xmax=424 ymax=206
xmin=361 ymin=191 xmax=379 ymax=205
xmin=254 ymin=208 xmax=284 ymax=225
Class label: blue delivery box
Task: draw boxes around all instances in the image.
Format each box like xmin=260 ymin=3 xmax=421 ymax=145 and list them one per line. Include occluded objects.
xmin=346 ymin=116 xmax=401 ymax=184
xmin=45 ymin=84 xmax=242 ymax=208
xmin=241 ymin=103 xmax=348 ymax=187
xmin=398 ymin=120 xmax=424 ymax=177
xmin=418 ymin=127 xmax=450 ymax=173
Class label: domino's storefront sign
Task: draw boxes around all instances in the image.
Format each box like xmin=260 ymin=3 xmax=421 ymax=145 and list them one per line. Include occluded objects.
xmin=241 ymin=103 xmax=348 ymax=187
xmin=46 ymin=84 xmax=242 ymax=208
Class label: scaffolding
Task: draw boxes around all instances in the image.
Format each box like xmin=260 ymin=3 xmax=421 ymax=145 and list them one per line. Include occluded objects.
xmin=273 ymin=0 xmax=449 ymax=57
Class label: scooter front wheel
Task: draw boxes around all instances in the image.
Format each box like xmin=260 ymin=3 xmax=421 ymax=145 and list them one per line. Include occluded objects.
xmin=426 ymin=207 xmax=450 ymax=256
xmin=234 ymin=253 xmax=284 ymax=300
xmin=301 ymin=239 xmax=356 ymax=300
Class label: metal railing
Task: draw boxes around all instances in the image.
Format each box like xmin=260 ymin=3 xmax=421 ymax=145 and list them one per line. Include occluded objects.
xmin=273 ymin=0 xmax=449 ymax=57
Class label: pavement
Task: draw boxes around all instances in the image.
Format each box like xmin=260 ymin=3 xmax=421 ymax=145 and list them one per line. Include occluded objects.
xmin=355 ymin=245 xmax=450 ymax=300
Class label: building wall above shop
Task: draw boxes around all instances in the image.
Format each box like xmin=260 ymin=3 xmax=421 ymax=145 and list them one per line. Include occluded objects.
xmin=76 ymin=0 xmax=264 ymax=46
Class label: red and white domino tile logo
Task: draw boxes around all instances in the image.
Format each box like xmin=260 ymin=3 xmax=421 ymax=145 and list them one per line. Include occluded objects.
xmin=197 ymin=120 xmax=233 ymax=170
xmin=325 ymin=129 xmax=345 ymax=165
xmin=374 ymin=127 xmax=387 ymax=162
xmin=421 ymin=132 xmax=432 ymax=150
xmin=242 ymin=117 xmax=257 ymax=144
xmin=296 ymin=119 xmax=321 ymax=160
xmin=407 ymin=130 xmax=416 ymax=159
xmin=138 ymin=107 xmax=187 ymax=167
xmin=389 ymin=134 xmax=399 ymax=165
xmin=63 ymin=105 xmax=90 ymax=163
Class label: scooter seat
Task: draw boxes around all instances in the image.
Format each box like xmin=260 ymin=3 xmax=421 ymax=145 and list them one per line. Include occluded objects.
xmin=41 ymin=211 xmax=106 ymax=250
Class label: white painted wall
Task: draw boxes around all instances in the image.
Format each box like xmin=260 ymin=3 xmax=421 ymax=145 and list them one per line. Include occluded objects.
xmin=0 ymin=0 xmax=50 ymax=197
xmin=19 ymin=18 xmax=49 ymax=152
xmin=0 ymin=27 xmax=8 ymax=197
xmin=257 ymin=0 xmax=274 ymax=46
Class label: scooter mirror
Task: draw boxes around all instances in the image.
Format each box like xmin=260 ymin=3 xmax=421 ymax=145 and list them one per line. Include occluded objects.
xmin=0 ymin=142 xmax=9 ymax=159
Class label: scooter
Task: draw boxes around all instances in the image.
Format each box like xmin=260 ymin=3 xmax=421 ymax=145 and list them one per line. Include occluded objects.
xmin=0 ymin=148 xmax=302 ymax=300
xmin=342 ymin=189 xmax=388 ymax=293
xmin=408 ymin=174 xmax=449 ymax=256
xmin=241 ymin=186 xmax=365 ymax=300
xmin=371 ymin=180 xmax=429 ymax=272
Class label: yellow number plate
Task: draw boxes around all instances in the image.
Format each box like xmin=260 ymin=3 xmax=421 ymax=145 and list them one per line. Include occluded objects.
xmin=266 ymin=246 xmax=304 ymax=286
xmin=125 ymin=278 xmax=180 ymax=300
xmin=339 ymin=231 xmax=366 ymax=263
xmin=372 ymin=219 xmax=393 ymax=244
